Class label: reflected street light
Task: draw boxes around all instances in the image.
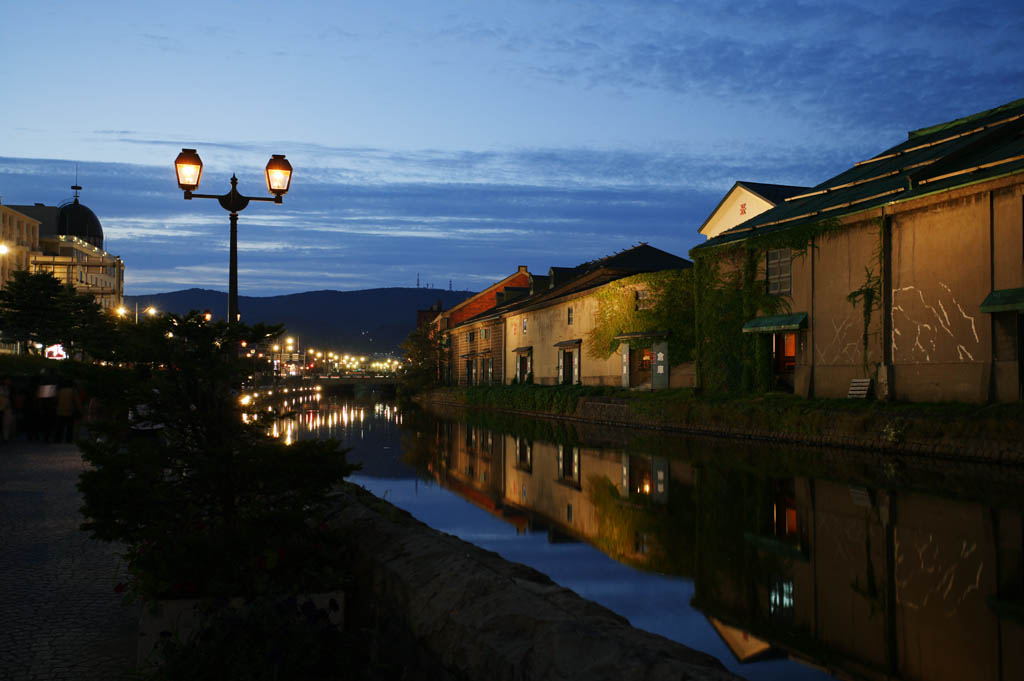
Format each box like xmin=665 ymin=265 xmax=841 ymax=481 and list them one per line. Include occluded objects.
xmin=174 ymin=148 xmax=293 ymax=324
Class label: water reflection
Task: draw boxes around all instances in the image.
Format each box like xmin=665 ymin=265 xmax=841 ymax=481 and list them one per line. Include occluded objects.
xmin=265 ymin=397 xmax=1024 ymax=681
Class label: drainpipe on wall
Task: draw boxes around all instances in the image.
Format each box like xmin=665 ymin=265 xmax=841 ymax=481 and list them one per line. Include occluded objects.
xmin=880 ymin=206 xmax=895 ymax=400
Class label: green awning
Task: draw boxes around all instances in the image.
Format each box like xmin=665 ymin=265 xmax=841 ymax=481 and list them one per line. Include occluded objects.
xmin=980 ymin=288 xmax=1024 ymax=313
xmin=742 ymin=313 xmax=808 ymax=334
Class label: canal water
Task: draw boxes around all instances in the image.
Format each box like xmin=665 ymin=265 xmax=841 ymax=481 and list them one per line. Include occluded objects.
xmin=259 ymin=391 xmax=1024 ymax=681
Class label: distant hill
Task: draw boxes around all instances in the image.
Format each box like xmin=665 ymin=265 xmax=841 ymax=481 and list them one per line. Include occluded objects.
xmin=123 ymin=288 xmax=472 ymax=354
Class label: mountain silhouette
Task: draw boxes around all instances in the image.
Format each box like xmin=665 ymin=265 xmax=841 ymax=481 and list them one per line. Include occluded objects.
xmin=124 ymin=288 xmax=471 ymax=354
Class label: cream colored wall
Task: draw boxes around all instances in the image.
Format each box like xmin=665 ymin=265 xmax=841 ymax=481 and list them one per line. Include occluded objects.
xmin=504 ymin=290 xmax=621 ymax=386
xmin=700 ymin=187 xmax=774 ymax=240
xmin=890 ymin=194 xmax=990 ymax=401
xmin=806 ymin=220 xmax=885 ymax=398
xmin=0 ymin=206 xmax=41 ymax=287
xmin=34 ymin=236 xmax=125 ymax=309
xmin=991 ymin=186 xmax=1024 ymax=400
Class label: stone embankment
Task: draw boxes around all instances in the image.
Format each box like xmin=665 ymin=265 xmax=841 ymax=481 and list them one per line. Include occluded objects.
xmin=421 ymin=389 xmax=1024 ymax=461
xmin=330 ymin=484 xmax=742 ymax=681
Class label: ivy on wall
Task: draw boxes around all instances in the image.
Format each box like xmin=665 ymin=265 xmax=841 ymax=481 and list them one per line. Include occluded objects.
xmin=585 ymin=270 xmax=695 ymax=364
xmin=691 ymin=218 xmax=842 ymax=396
xmin=845 ymin=220 xmax=885 ymax=379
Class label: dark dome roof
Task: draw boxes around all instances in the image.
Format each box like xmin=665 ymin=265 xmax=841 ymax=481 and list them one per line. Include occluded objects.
xmin=57 ymin=196 xmax=104 ymax=249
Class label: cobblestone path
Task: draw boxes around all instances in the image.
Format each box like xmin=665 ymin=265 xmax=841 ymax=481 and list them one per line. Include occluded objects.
xmin=0 ymin=441 xmax=138 ymax=680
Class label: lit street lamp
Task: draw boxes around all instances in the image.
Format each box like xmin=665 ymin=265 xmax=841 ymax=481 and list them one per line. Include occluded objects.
xmin=174 ymin=148 xmax=293 ymax=324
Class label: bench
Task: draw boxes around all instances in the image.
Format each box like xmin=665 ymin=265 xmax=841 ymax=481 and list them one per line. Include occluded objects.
xmin=847 ymin=378 xmax=873 ymax=399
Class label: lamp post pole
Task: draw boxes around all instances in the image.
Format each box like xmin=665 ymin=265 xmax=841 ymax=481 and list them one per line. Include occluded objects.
xmin=174 ymin=149 xmax=292 ymax=324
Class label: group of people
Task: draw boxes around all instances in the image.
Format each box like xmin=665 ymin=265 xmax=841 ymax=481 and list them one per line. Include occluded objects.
xmin=0 ymin=371 xmax=91 ymax=444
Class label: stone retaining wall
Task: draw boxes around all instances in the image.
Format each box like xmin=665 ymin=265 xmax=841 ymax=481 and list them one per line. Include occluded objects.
xmin=424 ymin=391 xmax=1024 ymax=461
xmin=330 ymin=485 xmax=742 ymax=681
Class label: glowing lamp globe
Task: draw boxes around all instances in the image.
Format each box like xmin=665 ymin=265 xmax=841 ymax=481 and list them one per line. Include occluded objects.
xmin=265 ymin=154 xmax=292 ymax=196
xmin=175 ymin=148 xmax=203 ymax=192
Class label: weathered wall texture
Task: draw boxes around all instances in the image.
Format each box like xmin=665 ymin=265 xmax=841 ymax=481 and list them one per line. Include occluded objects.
xmin=451 ymin=318 xmax=504 ymax=386
xmin=890 ymin=195 xmax=989 ymax=401
xmin=505 ymin=291 xmax=621 ymax=386
xmin=748 ymin=176 xmax=1024 ymax=402
xmin=991 ymin=187 xmax=1024 ymax=401
xmin=808 ymin=222 xmax=885 ymax=398
xmin=331 ymin=485 xmax=740 ymax=681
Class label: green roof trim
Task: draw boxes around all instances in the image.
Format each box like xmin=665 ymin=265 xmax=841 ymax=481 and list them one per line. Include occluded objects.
xmin=742 ymin=313 xmax=808 ymax=333
xmin=980 ymin=287 xmax=1024 ymax=313
xmin=909 ymin=97 xmax=1024 ymax=139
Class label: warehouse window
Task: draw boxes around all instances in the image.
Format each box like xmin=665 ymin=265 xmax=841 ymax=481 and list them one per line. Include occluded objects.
xmin=767 ymin=248 xmax=792 ymax=295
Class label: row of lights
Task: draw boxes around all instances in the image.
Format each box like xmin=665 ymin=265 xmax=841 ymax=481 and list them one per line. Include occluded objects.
xmin=240 ymin=384 xmax=322 ymax=407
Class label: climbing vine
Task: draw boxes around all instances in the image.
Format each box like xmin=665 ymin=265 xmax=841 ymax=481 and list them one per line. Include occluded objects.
xmin=691 ymin=218 xmax=842 ymax=396
xmin=845 ymin=220 xmax=885 ymax=378
xmin=586 ymin=269 xmax=695 ymax=365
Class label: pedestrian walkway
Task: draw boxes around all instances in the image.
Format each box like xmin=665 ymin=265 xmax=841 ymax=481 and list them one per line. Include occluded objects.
xmin=0 ymin=440 xmax=137 ymax=680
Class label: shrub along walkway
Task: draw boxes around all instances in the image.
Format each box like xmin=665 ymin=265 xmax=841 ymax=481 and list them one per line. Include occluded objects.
xmin=0 ymin=439 xmax=137 ymax=681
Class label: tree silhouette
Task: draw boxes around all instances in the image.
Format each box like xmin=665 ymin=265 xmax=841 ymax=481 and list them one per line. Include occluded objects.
xmin=0 ymin=270 xmax=112 ymax=356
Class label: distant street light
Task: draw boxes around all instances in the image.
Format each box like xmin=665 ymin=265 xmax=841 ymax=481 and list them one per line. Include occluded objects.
xmin=174 ymin=148 xmax=293 ymax=324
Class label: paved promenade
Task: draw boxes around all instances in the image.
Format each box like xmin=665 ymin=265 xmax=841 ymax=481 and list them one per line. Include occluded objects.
xmin=0 ymin=440 xmax=138 ymax=680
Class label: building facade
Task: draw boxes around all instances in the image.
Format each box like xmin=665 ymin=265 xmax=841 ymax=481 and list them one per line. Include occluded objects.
xmin=32 ymin=235 xmax=125 ymax=310
xmin=698 ymin=181 xmax=808 ymax=241
xmin=0 ymin=204 xmax=41 ymax=287
xmin=693 ymin=98 xmax=1024 ymax=402
xmin=434 ymin=266 xmax=532 ymax=385
xmin=8 ymin=188 xmax=125 ymax=311
xmin=502 ymin=245 xmax=693 ymax=387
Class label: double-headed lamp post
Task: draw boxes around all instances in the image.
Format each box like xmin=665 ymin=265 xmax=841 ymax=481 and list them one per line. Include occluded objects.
xmin=174 ymin=148 xmax=292 ymax=324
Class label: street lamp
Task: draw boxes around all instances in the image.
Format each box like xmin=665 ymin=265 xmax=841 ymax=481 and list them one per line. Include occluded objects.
xmin=174 ymin=148 xmax=293 ymax=324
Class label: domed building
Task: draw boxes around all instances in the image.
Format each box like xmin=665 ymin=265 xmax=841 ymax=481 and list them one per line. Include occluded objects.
xmin=7 ymin=185 xmax=124 ymax=311
xmin=57 ymin=190 xmax=105 ymax=249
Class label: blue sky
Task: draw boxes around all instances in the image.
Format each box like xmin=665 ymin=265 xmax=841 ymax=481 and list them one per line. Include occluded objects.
xmin=1 ymin=1 xmax=1021 ymax=295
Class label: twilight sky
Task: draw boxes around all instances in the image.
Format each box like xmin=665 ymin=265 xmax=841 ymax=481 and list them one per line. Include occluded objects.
xmin=1 ymin=1 xmax=1021 ymax=296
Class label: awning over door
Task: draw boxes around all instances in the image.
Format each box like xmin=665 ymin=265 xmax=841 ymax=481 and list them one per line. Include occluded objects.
xmin=553 ymin=338 xmax=582 ymax=348
xmin=742 ymin=313 xmax=808 ymax=334
xmin=511 ymin=345 xmax=533 ymax=353
xmin=980 ymin=287 xmax=1024 ymax=313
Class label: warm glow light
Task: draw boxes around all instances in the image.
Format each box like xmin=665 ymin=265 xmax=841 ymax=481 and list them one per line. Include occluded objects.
xmin=115 ymin=306 xmax=127 ymax=317
xmin=145 ymin=306 xmax=157 ymax=316
xmin=265 ymin=154 xmax=292 ymax=196
xmin=174 ymin=148 xmax=203 ymax=191
xmin=0 ymin=244 xmax=8 ymax=255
